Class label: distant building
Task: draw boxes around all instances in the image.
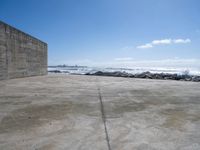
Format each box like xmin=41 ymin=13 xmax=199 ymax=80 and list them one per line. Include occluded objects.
xmin=0 ymin=21 xmax=47 ymax=80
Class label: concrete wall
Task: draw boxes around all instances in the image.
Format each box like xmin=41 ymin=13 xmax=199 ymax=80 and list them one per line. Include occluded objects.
xmin=0 ymin=21 xmax=47 ymax=80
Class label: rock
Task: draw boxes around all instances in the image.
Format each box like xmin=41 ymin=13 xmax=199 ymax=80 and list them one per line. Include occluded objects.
xmin=63 ymin=71 xmax=70 ymax=73
xmin=192 ymin=76 xmax=200 ymax=82
xmin=135 ymin=71 xmax=151 ymax=78
xmin=89 ymin=71 xmax=131 ymax=78
xmin=164 ymin=77 xmax=171 ymax=80
xmin=154 ymin=74 xmax=164 ymax=79
xmin=85 ymin=71 xmax=200 ymax=82
xmin=185 ymin=78 xmax=192 ymax=81
xmin=48 ymin=70 xmax=61 ymax=73
xmin=94 ymin=71 xmax=104 ymax=76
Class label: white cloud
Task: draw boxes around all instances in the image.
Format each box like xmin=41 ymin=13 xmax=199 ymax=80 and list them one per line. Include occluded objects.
xmin=173 ymin=38 xmax=191 ymax=44
xmin=152 ymin=39 xmax=172 ymax=45
xmin=137 ymin=43 xmax=153 ymax=49
xmin=136 ymin=38 xmax=191 ymax=49
xmin=114 ymin=57 xmax=133 ymax=61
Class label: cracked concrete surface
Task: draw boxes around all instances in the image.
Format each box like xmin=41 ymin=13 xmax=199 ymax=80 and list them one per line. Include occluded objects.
xmin=0 ymin=74 xmax=200 ymax=150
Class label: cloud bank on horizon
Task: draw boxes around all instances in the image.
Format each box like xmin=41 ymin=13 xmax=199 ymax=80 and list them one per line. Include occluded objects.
xmin=137 ymin=38 xmax=191 ymax=49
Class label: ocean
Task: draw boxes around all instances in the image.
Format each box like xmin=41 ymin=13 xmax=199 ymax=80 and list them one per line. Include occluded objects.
xmin=48 ymin=66 xmax=200 ymax=75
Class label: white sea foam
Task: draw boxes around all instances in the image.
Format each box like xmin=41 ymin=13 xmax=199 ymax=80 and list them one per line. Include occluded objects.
xmin=48 ymin=66 xmax=200 ymax=76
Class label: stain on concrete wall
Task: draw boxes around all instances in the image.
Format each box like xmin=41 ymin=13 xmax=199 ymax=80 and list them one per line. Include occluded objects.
xmin=0 ymin=21 xmax=47 ymax=80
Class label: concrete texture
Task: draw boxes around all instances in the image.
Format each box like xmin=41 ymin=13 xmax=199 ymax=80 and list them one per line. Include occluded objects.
xmin=0 ymin=74 xmax=200 ymax=150
xmin=0 ymin=21 xmax=47 ymax=80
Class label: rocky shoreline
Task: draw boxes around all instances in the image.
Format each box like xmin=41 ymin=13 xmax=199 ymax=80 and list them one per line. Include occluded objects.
xmin=48 ymin=70 xmax=200 ymax=82
xmin=85 ymin=71 xmax=200 ymax=82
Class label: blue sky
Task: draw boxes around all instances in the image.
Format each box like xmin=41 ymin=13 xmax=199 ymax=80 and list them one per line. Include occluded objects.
xmin=0 ymin=0 xmax=200 ymax=68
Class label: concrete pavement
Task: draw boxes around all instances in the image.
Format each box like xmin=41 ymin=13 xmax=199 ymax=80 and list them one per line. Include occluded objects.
xmin=0 ymin=74 xmax=200 ymax=150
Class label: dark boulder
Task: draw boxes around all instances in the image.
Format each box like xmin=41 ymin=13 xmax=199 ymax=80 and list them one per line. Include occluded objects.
xmin=135 ymin=71 xmax=151 ymax=78
xmin=154 ymin=74 xmax=164 ymax=79
xmin=48 ymin=70 xmax=61 ymax=73
xmin=192 ymin=76 xmax=200 ymax=82
xmin=85 ymin=71 xmax=200 ymax=82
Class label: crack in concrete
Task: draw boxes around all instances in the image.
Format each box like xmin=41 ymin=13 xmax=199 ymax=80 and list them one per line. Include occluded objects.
xmin=97 ymin=86 xmax=111 ymax=150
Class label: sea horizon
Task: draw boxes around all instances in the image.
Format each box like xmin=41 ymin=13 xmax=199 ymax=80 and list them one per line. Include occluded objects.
xmin=48 ymin=65 xmax=200 ymax=76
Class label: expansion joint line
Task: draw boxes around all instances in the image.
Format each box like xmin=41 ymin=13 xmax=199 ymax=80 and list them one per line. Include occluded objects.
xmin=97 ymin=84 xmax=111 ymax=150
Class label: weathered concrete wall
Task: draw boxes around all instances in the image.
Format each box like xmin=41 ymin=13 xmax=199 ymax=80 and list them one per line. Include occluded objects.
xmin=0 ymin=21 xmax=47 ymax=80
xmin=0 ymin=22 xmax=7 ymax=80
